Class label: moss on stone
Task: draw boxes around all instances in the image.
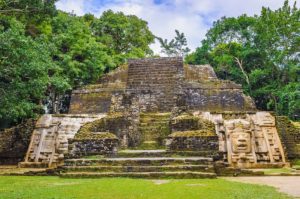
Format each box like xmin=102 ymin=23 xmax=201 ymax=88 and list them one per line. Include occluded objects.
xmin=0 ymin=119 xmax=36 ymax=164
xmin=198 ymin=118 xmax=216 ymax=132
xmin=75 ymin=112 xmax=126 ymax=140
xmin=292 ymin=121 xmax=300 ymax=129
xmin=276 ymin=116 xmax=300 ymax=159
xmin=171 ymin=112 xmax=215 ymax=133
xmin=169 ymin=130 xmax=216 ymax=138
xmin=73 ymin=132 xmax=117 ymax=141
xmin=81 ymin=82 xmax=126 ymax=90
xmin=138 ymin=112 xmax=171 ymax=149
xmin=173 ymin=113 xmax=198 ymax=121
xmin=106 ymin=112 xmax=124 ymax=119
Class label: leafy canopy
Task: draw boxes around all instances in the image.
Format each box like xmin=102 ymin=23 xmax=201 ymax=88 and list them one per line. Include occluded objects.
xmin=187 ymin=0 xmax=299 ymax=120
xmin=0 ymin=4 xmax=155 ymax=126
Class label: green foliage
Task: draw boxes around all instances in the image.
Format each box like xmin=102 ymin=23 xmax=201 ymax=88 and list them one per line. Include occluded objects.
xmin=187 ymin=0 xmax=300 ymax=120
xmin=157 ymin=29 xmax=190 ymax=57
xmin=0 ymin=0 xmax=57 ymax=37
xmin=0 ymin=6 xmax=155 ymax=125
xmin=0 ymin=17 xmax=59 ymax=121
xmin=0 ymin=0 xmax=57 ymax=18
xmin=92 ymin=10 xmax=155 ymax=64
xmin=50 ymin=12 xmax=114 ymax=87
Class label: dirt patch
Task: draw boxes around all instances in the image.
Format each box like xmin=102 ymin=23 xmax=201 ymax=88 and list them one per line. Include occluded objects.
xmin=223 ymin=176 xmax=300 ymax=198
xmin=50 ymin=182 xmax=82 ymax=186
xmin=151 ymin=180 xmax=170 ymax=185
xmin=185 ymin=183 xmax=206 ymax=187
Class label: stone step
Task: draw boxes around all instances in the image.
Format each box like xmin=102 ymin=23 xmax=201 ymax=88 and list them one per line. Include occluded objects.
xmin=64 ymin=157 xmax=214 ymax=167
xmin=18 ymin=162 xmax=49 ymax=168
xmin=139 ymin=126 xmax=169 ymax=131
xmin=60 ymin=165 xmax=214 ymax=173
xmin=139 ymin=120 xmax=169 ymax=124
xmin=139 ymin=122 xmax=169 ymax=126
xmin=138 ymin=141 xmax=161 ymax=150
xmin=140 ymin=113 xmax=171 ymax=117
xmin=115 ymin=150 xmax=217 ymax=158
xmin=60 ymin=171 xmax=216 ymax=179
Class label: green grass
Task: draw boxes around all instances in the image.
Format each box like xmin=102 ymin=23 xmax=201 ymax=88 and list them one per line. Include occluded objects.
xmin=0 ymin=176 xmax=292 ymax=199
xmin=291 ymin=159 xmax=300 ymax=170
xmin=261 ymin=168 xmax=293 ymax=175
xmin=292 ymin=159 xmax=300 ymax=166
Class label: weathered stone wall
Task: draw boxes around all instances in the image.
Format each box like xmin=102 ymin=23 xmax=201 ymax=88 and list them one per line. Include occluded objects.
xmin=276 ymin=116 xmax=300 ymax=159
xmin=183 ymin=65 xmax=256 ymax=112
xmin=171 ymin=113 xmax=215 ymax=132
xmin=69 ymin=89 xmax=121 ymax=114
xmin=75 ymin=113 xmax=129 ymax=141
xmin=69 ymin=135 xmax=118 ymax=157
xmin=74 ymin=111 xmax=141 ymax=149
xmin=166 ymin=131 xmax=219 ymax=152
xmin=69 ymin=65 xmax=128 ymax=114
xmin=184 ymin=64 xmax=217 ymax=82
xmin=19 ymin=114 xmax=105 ymax=168
xmin=0 ymin=119 xmax=36 ymax=164
xmin=167 ymin=113 xmax=219 ymax=157
xmin=98 ymin=64 xmax=128 ymax=84
xmin=68 ymin=59 xmax=256 ymax=114
xmin=127 ymin=57 xmax=184 ymax=112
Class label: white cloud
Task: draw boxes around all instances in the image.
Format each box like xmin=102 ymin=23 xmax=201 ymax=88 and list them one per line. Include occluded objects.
xmin=55 ymin=0 xmax=88 ymax=16
xmin=55 ymin=0 xmax=295 ymax=54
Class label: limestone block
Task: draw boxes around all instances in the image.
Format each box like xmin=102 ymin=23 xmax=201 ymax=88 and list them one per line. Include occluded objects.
xmin=256 ymin=112 xmax=275 ymax=126
xmin=21 ymin=114 xmax=106 ymax=167
xmin=223 ymin=119 xmax=257 ymax=167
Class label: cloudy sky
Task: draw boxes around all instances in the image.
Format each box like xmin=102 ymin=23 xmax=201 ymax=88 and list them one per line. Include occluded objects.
xmin=56 ymin=0 xmax=294 ymax=54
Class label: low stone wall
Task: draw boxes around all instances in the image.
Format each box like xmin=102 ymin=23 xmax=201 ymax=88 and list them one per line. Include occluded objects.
xmin=76 ymin=113 xmax=133 ymax=146
xmin=171 ymin=113 xmax=215 ymax=132
xmin=69 ymin=136 xmax=118 ymax=158
xmin=0 ymin=119 xmax=36 ymax=164
xmin=166 ymin=131 xmax=219 ymax=153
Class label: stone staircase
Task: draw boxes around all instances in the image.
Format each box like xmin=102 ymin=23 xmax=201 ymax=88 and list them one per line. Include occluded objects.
xmin=59 ymin=150 xmax=216 ymax=178
xmin=138 ymin=113 xmax=171 ymax=149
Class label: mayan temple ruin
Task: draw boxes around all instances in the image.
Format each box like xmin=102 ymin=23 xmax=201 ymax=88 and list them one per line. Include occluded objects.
xmin=8 ymin=57 xmax=299 ymax=178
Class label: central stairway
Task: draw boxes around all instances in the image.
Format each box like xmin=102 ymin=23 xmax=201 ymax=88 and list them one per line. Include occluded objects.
xmin=138 ymin=113 xmax=171 ymax=149
xmin=59 ymin=150 xmax=217 ymax=178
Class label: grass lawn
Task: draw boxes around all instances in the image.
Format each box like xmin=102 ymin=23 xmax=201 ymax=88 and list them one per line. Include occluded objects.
xmin=0 ymin=176 xmax=292 ymax=199
xmin=260 ymin=168 xmax=294 ymax=175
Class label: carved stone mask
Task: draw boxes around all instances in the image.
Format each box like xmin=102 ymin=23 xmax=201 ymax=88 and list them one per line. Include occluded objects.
xmin=231 ymin=127 xmax=251 ymax=153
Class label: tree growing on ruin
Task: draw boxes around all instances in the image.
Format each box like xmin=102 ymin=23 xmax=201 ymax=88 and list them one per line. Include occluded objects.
xmin=157 ymin=30 xmax=190 ymax=57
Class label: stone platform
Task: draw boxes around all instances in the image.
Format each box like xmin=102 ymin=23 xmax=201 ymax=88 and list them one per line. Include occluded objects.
xmin=15 ymin=57 xmax=299 ymax=177
xmin=59 ymin=150 xmax=217 ymax=178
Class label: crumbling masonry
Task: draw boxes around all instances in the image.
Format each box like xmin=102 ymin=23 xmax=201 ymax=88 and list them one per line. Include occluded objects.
xmin=19 ymin=57 xmax=297 ymax=171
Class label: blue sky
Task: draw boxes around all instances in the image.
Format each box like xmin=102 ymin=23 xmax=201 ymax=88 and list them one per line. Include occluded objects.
xmin=56 ymin=0 xmax=295 ymax=55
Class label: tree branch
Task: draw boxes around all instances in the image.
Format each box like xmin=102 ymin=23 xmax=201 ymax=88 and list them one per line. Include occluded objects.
xmin=234 ymin=56 xmax=251 ymax=90
xmin=0 ymin=8 xmax=41 ymax=14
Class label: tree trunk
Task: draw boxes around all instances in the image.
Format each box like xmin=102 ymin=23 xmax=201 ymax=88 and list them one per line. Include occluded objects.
xmin=234 ymin=57 xmax=251 ymax=93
